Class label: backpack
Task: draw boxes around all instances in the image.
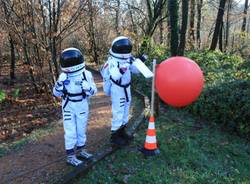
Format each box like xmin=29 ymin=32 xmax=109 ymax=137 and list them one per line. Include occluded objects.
xmin=100 ymin=60 xmax=112 ymax=96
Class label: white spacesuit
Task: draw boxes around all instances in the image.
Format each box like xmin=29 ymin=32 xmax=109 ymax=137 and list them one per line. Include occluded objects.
xmin=53 ymin=48 xmax=97 ymax=166
xmin=107 ymin=36 xmax=141 ymax=146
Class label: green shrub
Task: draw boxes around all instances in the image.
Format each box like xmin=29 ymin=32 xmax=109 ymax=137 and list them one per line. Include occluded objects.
xmin=0 ymin=90 xmax=6 ymax=103
xmin=187 ymin=50 xmax=248 ymax=85
xmin=186 ymin=50 xmax=250 ymax=137
xmin=189 ymin=80 xmax=250 ymax=137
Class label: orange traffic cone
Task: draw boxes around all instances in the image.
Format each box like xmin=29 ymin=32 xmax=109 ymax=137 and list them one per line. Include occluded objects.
xmin=140 ymin=116 xmax=160 ymax=156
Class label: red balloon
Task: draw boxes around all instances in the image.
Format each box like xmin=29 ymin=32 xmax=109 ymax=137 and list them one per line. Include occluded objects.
xmin=155 ymin=56 xmax=204 ymax=107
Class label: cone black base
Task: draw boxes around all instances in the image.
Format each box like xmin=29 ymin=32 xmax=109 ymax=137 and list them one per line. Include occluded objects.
xmin=139 ymin=147 xmax=160 ymax=156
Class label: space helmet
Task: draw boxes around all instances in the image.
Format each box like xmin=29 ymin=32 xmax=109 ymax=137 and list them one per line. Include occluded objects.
xmin=109 ymin=36 xmax=132 ymax=59
xmin=60 ymin=48 xmax=85 ymax=73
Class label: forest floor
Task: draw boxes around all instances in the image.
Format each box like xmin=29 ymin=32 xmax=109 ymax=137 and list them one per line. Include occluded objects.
xmin=0 ymin=64 xmax=115 ymax=183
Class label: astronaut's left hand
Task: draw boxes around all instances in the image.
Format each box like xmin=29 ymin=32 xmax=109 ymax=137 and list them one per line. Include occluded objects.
xmin=119 ymin=67 xmax=127 ymax=74
xmin=138 ymin=54 xmax=148 ymax=63
xmin=82 ymin=81 xmax=91 ymax=91
xmin=119 ymin=62 xmax=130 ymax=74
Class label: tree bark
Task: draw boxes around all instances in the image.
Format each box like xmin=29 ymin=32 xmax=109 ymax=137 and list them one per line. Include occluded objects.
xmin=23 ymin=37 xmax=39 ymax=93
xmin=39 ymin=0 xmax=47 ymax=45
xmin=2 ymin=0 xmax=16 ymax=81
xmin=219 ymin=21 xmax=224 ymax=52
xmin=168 ymin=0 xmax=179 ymax=56
xmin=115 ymin=0 xmax=120 ymax=36
xmin=52 ymin=0 xmax=59 ymax=77
xmin=87 ymin=0 xmax=99 ymax=64
xmin=241 ymin=0 xmax=249 ymax=32
xmin=159 ymin=17 xmax=164 ymax=44
xmin=231 ymin=26 xmax=235 ymax=48
xmin=196 ymin=0 xmax=203 ymax=49
xmin=178 ymin=0 xmax=189 ymax=56
xmin=9 ymin=36 xmax=16 ymax=80
xmin=189 ymin=0 xmax=195 ymax=48
xmin=210 ymin=0 xmax=227 ymax=50
xmin=225 ymin=0 xmax=232 ymax=50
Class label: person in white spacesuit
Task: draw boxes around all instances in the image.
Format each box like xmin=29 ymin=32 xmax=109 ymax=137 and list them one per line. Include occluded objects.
xmin=53 ymin=48 xmax=97 ymax=166
xmin=107 ymin=36 xmax=146 ymax=146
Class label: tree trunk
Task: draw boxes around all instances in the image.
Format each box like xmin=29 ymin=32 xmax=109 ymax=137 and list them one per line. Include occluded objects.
xmin=167 ymin=13 xmax=171 ymax=48
xmin=48 ymin=0 xmax=59 ymax=78
xmin=9 ymin=36 xmax=16 ymax=80
xmin=168 ymin=0 xmax=179 ymax=56
xmin=88 ymin=0 xmax=99 ymax=64
xmin=225 ymin=0 xmax=232 ymax=50
xmin=196 ymin=0 xmax=203 ymax=49
xmin=231 ymin=26 xmax=235 ymax=48
xmin=210 ymin=0 xmax=227 ymax=50
xmin=2 ymin=0 xmax=16 ymax=80
xmin=23 ymin=40 xmax=39 ymax=93
xmin=189 ymin=0 xmax=195 ymax=48
xmin=115 ymin=0 xmax=120 ymax=36
xmin=52 ymin=0 xmax=59 ymax=77
xmin=159 ymin=18 xmax=164 ymax=44
xmin=241 ymin=0 xmax=249 ymax=32
xmin=219 ymin=21 xmax=223 ymax=52
xmin=39 ymin=0 xmax=47 ymax=45
xmin=51 ymin=37 xmax=58 ymax=77
xmin=178 ymin=0 xmax=189 ymax=56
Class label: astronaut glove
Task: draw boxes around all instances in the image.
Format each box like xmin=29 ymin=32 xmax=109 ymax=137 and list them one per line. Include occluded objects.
xmin=119 ymin=67 xmax=128 ymax=74
xmin=58 ymin=73 xmax=67 ymax=83
xmin=119 ymin=62 xmax=131 ymax=74
xmin=82 ymin=81 xmax=91 ymax=91
xmin=138 ymin=54 xmax=148 ymax=63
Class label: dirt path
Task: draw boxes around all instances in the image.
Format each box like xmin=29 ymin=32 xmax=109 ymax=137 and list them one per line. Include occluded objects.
xmin=0 ymin=72 xmax=113 ymax=184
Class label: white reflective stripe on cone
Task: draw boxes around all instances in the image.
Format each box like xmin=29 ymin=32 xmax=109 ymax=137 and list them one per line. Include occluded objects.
xmin=148 ymin=122 xmax=155 ymax=129
xmin=146 ymin=135 xmax=157 ymax=143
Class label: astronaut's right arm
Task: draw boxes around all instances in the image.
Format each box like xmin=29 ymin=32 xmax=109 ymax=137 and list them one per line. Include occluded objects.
xmin=53 ymin=73 xmax=67 ymax=97
xmin=109 ymin=59 xmax=122 ymax=81
xmin=53 ymin=83 xmax=63 ymax=97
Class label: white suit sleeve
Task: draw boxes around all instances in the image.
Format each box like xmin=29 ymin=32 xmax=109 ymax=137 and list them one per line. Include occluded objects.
xmin=109 ymin=59 xmax=122 ymax=81
xmin=85 ymin=71 xmax=97 ymax=96
xmin=130 ymin=61 xmax=140 ymax=74
xmin=53 ymin=73 xmax=67 ymax=97
xmin=53 ymin=81 xmax=64 ymax=97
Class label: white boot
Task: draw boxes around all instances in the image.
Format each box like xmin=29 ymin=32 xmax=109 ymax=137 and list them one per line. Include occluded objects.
xmin=66 ymin=154 xmax=83 ymax=166
xmin=78 ymin=149 xmax=93 ymax=160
